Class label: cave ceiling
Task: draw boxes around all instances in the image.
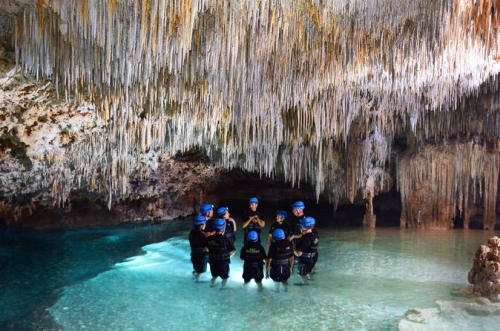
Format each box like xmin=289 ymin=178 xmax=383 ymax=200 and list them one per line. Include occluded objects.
xmin=0 ymin=0 xmax=498 ymax=208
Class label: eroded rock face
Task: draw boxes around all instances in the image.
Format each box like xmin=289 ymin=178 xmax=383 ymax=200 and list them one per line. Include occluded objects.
xmin=468 ymin=236 xmax=500 ymax=299
xmin=5 ymin=0 xmax=500 ymax=209
xmin=398 ymin=142 xmax=500 ymax=229
xmin=0 ymin=2 xmax=499 ymax=229
xmin=0 ymin=46 xmax=224 ymax=228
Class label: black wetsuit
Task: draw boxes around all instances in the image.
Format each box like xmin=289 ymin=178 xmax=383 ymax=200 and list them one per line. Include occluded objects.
xmin=204 ymin=216 xmax=215 ymax=233
xmin=268 ymin=239 xmax=294 ymax=282
xmin=189 ymin=229 xmax=208 ymax=274
xmin=207 ymin=233 xmax=235 ymax=279
xmin=312 ymin=228 xmax=319 ymax=267
xmin=268 ymin=221 xmax=290 ymax=243
xmin=289 ymin=214 xmax=305 ymax=236
xmin=244 ymin=210 xmax=264 ymax=244
xmin=224 ymin=218 xmax=236 ymax=244
xmin=240 ymin=242 xmax=267 ymax=282
xmin=295 ymin=230 xmax=319 ymax=276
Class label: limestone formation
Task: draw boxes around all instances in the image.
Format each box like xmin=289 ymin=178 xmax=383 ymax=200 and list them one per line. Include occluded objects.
xmin=5 ymin=0 xmax=500 ymax=208
xmin=468 ymin=236 xmax=500 ymax=298
xmin=0 ymin=1 xmax=499 ymax=227
xmin=398 ymin=142 xmax=500 ymax=229
xmin=0 ymin=46 xmax=222 ymax=227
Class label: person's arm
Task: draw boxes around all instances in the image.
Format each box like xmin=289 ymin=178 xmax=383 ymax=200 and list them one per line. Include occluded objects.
xmin=231 ymin=218 xmax=237 ymax=232
xmin=266 ymin=234 xmax=272 ymax=251
xmin=290 ymin=256 xmax=295 ymax=272
xmin=202 ymin=235 xmax=209 ymax=253
xmin=256 ymin=216 xmax=265 ymax=227
xmin=266 ymin=258 xmax=272 ymax=278
xmin=294 ymin=241 xmax=303 ymax=256
xmin=229 ymin=239 xmax=236 ymax=258
xmin=242 ymin=216 xmax=254 ymax=229
xmin=261 ymin=247 xmax=267 ymax=262
xmin=294 ymin=233 xmax=310 ymax=256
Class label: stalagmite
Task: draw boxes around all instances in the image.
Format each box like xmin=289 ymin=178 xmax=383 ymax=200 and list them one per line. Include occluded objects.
xmin=0 ymin=0 xmax=498 ymax=212
xmin=468 ymin=236 xmax=500 ymax=298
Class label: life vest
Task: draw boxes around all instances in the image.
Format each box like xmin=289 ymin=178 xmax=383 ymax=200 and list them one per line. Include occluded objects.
xmin=270 ymin=240 xmax=293 ymax=264
xmin=207 ymin=234 xmax=231 ymax=261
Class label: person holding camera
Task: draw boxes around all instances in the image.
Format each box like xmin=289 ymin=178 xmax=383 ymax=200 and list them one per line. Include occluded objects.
xmin=242 ymin=197 xmax=265 ymax=244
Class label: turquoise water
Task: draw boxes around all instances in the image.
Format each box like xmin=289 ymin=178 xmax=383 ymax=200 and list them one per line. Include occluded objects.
xmin=1 ymin=222 xmax=499 ymax=330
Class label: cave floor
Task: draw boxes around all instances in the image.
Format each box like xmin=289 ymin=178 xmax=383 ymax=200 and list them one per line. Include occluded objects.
xmin=1 ymin=221 xmax=498 ymax=330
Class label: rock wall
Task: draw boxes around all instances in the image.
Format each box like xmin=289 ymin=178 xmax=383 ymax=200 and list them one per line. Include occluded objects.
xmin=0 ymin=1 xmax=498 ymax=229
xmin=0 ymin=43 xmax=226 ymax=228
xmin=398 ymin=142 xmax=500 ymax=229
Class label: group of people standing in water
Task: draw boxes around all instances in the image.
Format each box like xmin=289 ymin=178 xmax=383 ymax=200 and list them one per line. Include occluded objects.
xmin=188 ymin=197 xmax=319 ymax=290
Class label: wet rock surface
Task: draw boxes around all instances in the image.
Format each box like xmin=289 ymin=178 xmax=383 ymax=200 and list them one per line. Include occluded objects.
xmin=0 ymin=46 xmax=223 ymax=228
xmin=398 ymin=142 xmax=500 ymax=230
xmin=0 ymin=2 xmax=499 ymax=229
xmin=400 ymin=298 xmax=500 ymax=330
xmin=468 ymin=236 xmax=500 ymax=299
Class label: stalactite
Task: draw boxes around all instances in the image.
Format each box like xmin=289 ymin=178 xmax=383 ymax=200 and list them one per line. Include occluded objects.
xmin=7 ymin=0 xmax=500 ymax=207
xmin=398 ymin=141 xmax=500 ymax=229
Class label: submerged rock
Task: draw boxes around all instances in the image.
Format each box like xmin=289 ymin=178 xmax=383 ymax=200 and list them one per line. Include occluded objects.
xmin=400 ymin=297 xmax=500 ymax=330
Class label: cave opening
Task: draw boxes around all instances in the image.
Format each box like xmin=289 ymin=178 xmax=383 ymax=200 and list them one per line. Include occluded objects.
xmin=453 ymin=207 xmax=465 ymax=229
xmin=372 ymin=188 xmax=402 ymax=227
xmin=213 ymin=169 xmax=368 ymax=228
xmin=468 ymin=217 xmax=485 ymax=230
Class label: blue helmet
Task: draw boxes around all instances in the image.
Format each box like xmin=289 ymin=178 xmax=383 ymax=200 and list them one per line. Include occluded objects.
xmin=200 ymin=204 xmax=213 ymax=214
xmin=217 ymin=206 xmax=229 ymax=216
xmin=273 ymin=228 xmax=285 ymax=240
xmin=292 ymin=201 xmax=305 ymax=210
xmin=249 ymin=197 xmax=258 ymax=204
xmin=247 ymin=231 xmax=258 ymax=242
xmin=277 ymin=210 xmax=287 ymax=219
xmin=300 ymin=217 xmax=315 ymax=228
xmin=193 ymin=215 xmax=207 ymax=226
xmin=214 ymin=218 xmax=226 ymax=230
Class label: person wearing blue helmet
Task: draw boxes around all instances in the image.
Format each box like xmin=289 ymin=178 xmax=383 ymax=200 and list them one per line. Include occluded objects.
xmin=242 ymin=197 xmax=265 ymax=244
xmin=290 ymin=201 xmax=306 ymax=236
xmin=200 ymin=203 xmax=215 ymax=232
xmin=294 ymin=216 xmax=319 ymax=284
xmin=266 ymin=210 xmax=290 ymax=253
xmin=266 ymin=228 xmax=294 ymax=290
xmin=240 ymin=231 xmax=267 ymax=288
xmin=207 ymin=218 xmax=236 ymax=287
xmin=189 ymin=216 xmax=209 ymax=281
xmin=217 ymin=206 xmax=237 ymax=244
xmin=309 ymin=217 xmax=319 ymax=273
